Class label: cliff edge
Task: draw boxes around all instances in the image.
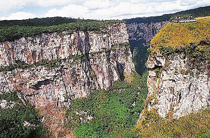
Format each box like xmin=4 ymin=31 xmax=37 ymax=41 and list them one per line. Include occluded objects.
xmin=142 ymin=16 xmax=210 ymax=120
xmin=0 ymin=22 xmax=135 ymax=136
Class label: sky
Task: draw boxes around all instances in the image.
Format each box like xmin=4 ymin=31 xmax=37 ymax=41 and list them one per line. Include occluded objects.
xmin=0 ymin=0 xmax=209 ymax=20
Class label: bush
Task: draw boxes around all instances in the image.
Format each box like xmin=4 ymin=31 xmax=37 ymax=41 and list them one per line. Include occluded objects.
xmin=66 ymin=72 xmax=148 ymax=137
xmin=0 ymin=91 xmax=45 ymax=138
xmin=137 ymin=109 xmax=210 ymax=138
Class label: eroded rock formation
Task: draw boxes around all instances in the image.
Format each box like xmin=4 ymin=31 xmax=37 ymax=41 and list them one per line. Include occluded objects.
xmin=0 ymin=22 xmax=135 ymax=109
xmin=145 ymin=51 xmax=209 ymax=119
xmin=127 ymin=21 xmax=167 ymax=46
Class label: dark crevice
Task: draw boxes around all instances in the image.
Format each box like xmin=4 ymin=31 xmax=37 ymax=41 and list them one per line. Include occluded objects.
xmin=178 ymin=93 xmax=182 ymax=103
xmin=116 ymin=61 xmax=125 ymax=81
xmin=30 ymin=79 xmax=52 ymax=90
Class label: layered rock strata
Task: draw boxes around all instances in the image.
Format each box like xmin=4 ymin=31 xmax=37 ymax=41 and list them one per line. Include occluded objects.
xmin=0 ymin=23 xmax=135 ymax=108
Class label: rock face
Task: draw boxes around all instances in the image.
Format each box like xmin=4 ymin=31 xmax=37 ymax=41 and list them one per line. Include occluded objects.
xmin=127 ymin=21 xmax=167 ymax=46
xmin=0 ymin=23 xmax=135 ymax=108
xmin=126 ymin=21 xmax=168 ymax=75
xmin=145 ymin=52 xmax=209 ymax=119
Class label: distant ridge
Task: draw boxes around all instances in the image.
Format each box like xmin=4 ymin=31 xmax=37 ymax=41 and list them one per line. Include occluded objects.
xmin=126 ymin=5 xmax=210 ymax=24
xmin=0 ymin=6 xmax=209 ymax=27
xmin=0 ymin=17 xmax=80 ymax=27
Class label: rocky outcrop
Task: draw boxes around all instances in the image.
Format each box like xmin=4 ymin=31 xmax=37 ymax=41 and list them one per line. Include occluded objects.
xmin=145 ymin=52 xmax=209 ymax=119
xmin=0 ymin=23 xmax=135 ymax=109
xmin=138 ymin=16 xmax=210 ymax=121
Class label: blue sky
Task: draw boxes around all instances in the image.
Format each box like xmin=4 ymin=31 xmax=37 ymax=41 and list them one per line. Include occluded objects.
xmin=0 ymin=0 xmax=209 ymax=20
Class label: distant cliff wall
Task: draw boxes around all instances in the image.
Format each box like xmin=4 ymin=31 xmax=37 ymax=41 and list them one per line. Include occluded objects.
xmin=126 ymin=21 xmax=168 ymax=74
xmin=127 ymin=21 xmax=167 ymax=46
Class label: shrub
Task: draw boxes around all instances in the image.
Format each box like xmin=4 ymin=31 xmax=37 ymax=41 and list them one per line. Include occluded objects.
xmin=0 ymin=91 xmax=45 ymax=138
xmin=66 ymin=72 xmax=148 ymax=138
xmin=136 ymin=108 xmax=210 ymax=138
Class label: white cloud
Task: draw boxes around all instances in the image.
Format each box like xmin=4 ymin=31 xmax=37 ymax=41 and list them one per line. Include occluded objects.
xmin=36 ymin=0 xmax=82 ymax=7
xmin=130 ymin=0 xmax=147 ymax=3
xmin=180 ymin=0 xmax=197 ymax=6
xmin=0 ymin=0 xmax=81 ymax=15
xmin=0 ymin=0 xmax=30 ymax=13
xmin=45 ymin=5 xmax=88 ymax=18
xmin=44 ymin=0 xmax=186 ymax=19
xmin=0 ymin=0 xmax=210 ymax=20
xmin=0 ymin=12 xmax=36 ymax=20
xmin=83 ymin=0 xmax=114 ymax=9
xmin=180 ymin=0 xmax=210 ymax=7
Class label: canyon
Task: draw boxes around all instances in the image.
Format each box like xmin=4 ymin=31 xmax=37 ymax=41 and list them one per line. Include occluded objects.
xmin=0 ymin=22 xmax=135 ymax=136
xmin=140 ymin=16 xmax=210 ymax=121
xmin=0 ymin=8 xmax=209 ymax=137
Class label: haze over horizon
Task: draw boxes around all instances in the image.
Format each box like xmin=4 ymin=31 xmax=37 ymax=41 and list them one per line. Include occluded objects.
xmin=0 ymin=0 xmax=210 ymax=20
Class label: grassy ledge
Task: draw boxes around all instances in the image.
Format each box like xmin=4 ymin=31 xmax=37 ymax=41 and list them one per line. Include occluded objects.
xmin=150 ymin=16 xmax=210 ymax=52
xmin=135 ymin=108 xmax=210 ymax=137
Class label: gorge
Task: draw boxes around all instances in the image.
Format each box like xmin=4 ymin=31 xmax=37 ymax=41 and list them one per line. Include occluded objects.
xmin=0 ymin=6 xmax=210 ymax=138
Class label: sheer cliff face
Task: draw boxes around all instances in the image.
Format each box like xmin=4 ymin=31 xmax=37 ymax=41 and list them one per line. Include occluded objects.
xmin=143 ymin=17 xmax=210 ymax=119
xmin=126 ymin=21 xmax=168 ymax=75
xmin=146 ymin=53 xmax=209 ymax=119
xmin=0 ymin=23 xmax=135 ymax=108
xmin=127 ymin=21 xmax=168 ymax=46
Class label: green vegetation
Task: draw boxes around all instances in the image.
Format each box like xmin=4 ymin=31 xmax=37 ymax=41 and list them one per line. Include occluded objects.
xmin=136 ymin=109 xmax=210 ymax=138
xmin=157 ymin=39 xmax=210 ymax=74
xmin=127 ymin=6 xmax=210 ymax=76
xmin=159 ymin=42 xmax=210 ymax=59
xmin=0 ymin=19 xmax=123 ymax=42
xmin=66 ymin=70 xmax=210 ymax=138
xmin=197 ymin=132 xmax=210 ymax=137
xmin=171 ymin=6 xmax=210 ymax=21
xmin=0 ymin=59 xmax=62 ymax=72
xmin=151 ymin=16 xmax=210 ymax=50
xmin=0 ymin=91 xmax=45 ymax=138
xmin=126 ymin=5 xmax=210 ymax=24
xmin=154 ymin=67 xmax=162 ymax=78
xmin=0 ymin=91 xmax=21 ymax=102
xmin=66 ymin=72 xmax=148 ymax=138
xmin=149 ymin=16 xmax=210 ymax=73
xmin=130 ymin=40 xmax=149 ymax=75
xmin=0 ymin=17 xmax=77 ymax=27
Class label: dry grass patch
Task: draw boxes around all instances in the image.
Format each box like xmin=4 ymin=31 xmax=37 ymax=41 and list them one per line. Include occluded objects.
xmin=150 ymin=16 xmax=210 ymax=52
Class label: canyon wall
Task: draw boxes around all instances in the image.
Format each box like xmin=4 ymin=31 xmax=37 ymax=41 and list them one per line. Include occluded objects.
xmin=146 ymin=53 xmax=209 ymax=119
xmin=126 ymin=21 xmax=168 ymax=75
xmin=0 ymin=23 xmax=135 ymax=109
xmin=140 ymin=17 xmax=210 ymax=120
xmin=127 ymin=21 xmax=168 ymax=46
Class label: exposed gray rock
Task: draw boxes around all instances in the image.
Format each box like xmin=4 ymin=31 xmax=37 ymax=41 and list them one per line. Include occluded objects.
xmin=0 ymin=23 xmax=135 ymax=109
xmin=0 ymin=99 xmax=15 ymax=109
xmin=145 ymin=53 xmax=209 ymax=119
xmin=127 ymin=22 xmax=168 ymax=46
xmin=23 ymin=121 xmax=36 ymax=127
